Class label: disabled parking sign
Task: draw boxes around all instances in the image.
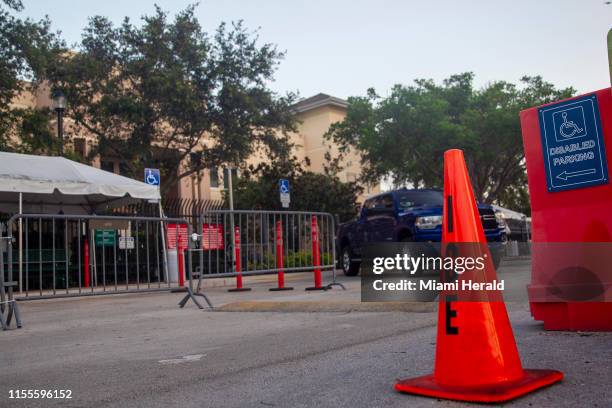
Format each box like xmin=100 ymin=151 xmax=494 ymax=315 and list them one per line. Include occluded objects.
xmin=144 ymin=168 xmax=160 ymax=186
xmin=279 ymin=179 xmax=290 ymax=208
xmin=538 ymin=94 xmax=608 ymax=192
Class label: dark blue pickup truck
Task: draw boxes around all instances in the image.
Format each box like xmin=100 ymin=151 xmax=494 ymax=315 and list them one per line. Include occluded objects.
xmin=336 ymin=188 xmax=507 ymax=276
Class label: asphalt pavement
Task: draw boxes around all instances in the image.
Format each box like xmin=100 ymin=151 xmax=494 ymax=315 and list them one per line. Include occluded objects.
xmin=0 ymin=258 xmax=610 ymax=408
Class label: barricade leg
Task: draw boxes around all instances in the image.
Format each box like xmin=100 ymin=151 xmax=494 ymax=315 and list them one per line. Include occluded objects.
xmin=179 ymin=235 xmax=213 ymax=310
xmin=178 ymin=257 xmax=213 ymax=309
xmin=325 ymin=269 xmax=346 ymax=290
xmin=178 ymin=262 xmax=213 ymax=309
xmin=6 ymin=296 xmax=20 ymax=328
xmin=0 ymin=239 xmax=21 ymax=330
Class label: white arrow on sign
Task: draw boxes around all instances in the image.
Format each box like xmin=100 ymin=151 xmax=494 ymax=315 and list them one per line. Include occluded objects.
xmin=556 ymin=168 xmax=596 ymax=181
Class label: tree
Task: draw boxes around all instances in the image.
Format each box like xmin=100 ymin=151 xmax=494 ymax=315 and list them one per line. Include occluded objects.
xmin=229 ymin=155 xmax=363 ymax=222
xmin=326 ymin=73 xmax=574 ymax=211
xmin=0 ymin=0 xmax=63 ymax=153
xmin=49 ymin=5 xmax=296 ymax=194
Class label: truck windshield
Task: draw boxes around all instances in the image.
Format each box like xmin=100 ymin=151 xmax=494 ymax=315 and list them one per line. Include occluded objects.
xmin=397 ymin=191 xmax=443 ymax=210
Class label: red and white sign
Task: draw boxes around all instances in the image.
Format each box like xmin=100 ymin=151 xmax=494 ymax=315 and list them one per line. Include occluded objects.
xmin=202 ymin=224 xmax=224 ymax=250
xmin=167 ymin=223 xmax=189 ymax=250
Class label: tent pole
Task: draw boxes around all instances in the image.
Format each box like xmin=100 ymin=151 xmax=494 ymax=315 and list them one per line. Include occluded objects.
xmin=90 ymin=228 xmax=97 ymax=288
xmin=18 ymin=192 xmax=22 ymax=293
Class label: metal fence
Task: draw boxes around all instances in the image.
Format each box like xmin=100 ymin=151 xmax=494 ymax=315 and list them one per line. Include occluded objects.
xmin=4 ymin=214 xmax=189 ymax=300
xmin=111 ymin=198 xmax=225 ymax=226
xmin=1 ymin=208 xmax=343 ymax=309
xmin=181 ymin=210 xmax=342 ymax=308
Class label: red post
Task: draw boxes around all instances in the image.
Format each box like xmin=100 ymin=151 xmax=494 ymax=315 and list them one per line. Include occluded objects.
xmin=228 ymin=225 xmax=251 ymax=292
xmin=178 ymin=249 xmax=185 ymax=287
xmin=306 ymin=215 xmax=326 ymax=291
xmin=270 ymin=219 xmax=293 ymax=291
xmin=83 ymin=237 xmax=90 ymax=288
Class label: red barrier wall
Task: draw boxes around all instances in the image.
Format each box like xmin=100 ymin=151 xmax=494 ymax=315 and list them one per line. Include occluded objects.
xmin=520 ymin=87 xmax=612 ymax=330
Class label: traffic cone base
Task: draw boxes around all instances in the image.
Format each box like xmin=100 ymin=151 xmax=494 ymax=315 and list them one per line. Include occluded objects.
xmin=305 ymin=286 xmax=327 ymax=291
xmin=228 ymin=288 xmax=252 ymax=292
xmin=395 ymin=369 xmax=562 ymax=403
xmin=269 ymin=287 xmax=294 ymax=291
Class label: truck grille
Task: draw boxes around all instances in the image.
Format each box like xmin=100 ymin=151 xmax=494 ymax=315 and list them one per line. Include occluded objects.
xmin=478 ymin=209 xmax=499 ymax=230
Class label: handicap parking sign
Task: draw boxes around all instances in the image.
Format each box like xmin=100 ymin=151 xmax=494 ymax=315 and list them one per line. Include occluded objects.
xmin=553 ymin=106 xmax=587 ymax=142
xmin=538 ymin=94 xmax=608 ymax=192
xmin=279 ymin=179 xmax=290 ymax=208
xmin=144 ymin=168 xmax=160 ymax=186
xmin=279 ymin=179 xmax=290 ymax=194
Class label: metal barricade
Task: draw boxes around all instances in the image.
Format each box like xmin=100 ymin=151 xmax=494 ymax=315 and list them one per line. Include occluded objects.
xmin=1 ymin=234 xmax=21 ymax=329
xmin=6 ymin=214 xmax=190 ymax=300
xmin=180 ymin=210 xmax=343 ymax=309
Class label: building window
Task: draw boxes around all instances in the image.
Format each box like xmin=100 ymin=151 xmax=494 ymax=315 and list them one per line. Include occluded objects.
xmin=222 ymin=168 xmax=239 ymax=189
xmin=73 ymin=138 xmax=86 ymax=159
xmin=223 ymin=168 xmax=230 ymax=190
xmin=209 ymin=167 xmax=219 ymax=188
xmin=119 ymin=162 xmax=130 ymax=176
xmin=100 ymin=160 xmax=115 ymax=173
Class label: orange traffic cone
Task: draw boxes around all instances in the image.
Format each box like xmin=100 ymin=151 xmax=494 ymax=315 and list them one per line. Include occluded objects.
xmin=395 ymin=149 xmax=563 ymax=403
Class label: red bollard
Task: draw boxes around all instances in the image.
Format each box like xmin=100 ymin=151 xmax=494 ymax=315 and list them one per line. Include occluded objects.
xmin=306 ymin=215 xmax=327 ymax=291
xmin=178 ymin=249 xmax=185 ymax=287
xmin=84 ymin=237 xmax=90 ymax=288
xmin=228 ymin=225 xmax=251 ymax=292
xmin=270 ymin=219 xmax=293 ymax=291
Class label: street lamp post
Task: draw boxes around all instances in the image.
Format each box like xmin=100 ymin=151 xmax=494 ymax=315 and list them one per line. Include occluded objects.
xmin=226 ymin=166 xmax=237 ymax=271
xmin=52 ymin=90 xmax=67 ymax=155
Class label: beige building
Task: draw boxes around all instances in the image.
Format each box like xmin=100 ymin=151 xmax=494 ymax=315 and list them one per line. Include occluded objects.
xmin=9 ymin=88 xmax=378 ymax=203
xmin=180 ymin=93 xmax=378 ymax=203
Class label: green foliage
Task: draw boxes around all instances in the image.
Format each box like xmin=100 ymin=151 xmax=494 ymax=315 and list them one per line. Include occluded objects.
xmin=0 ymin=0 xmax=64 ymax=153
xmin=285 ymin=250 xmax=311 ymax=267
xmin=247 ymin=251 xmax=332 ymax=271
xmin=326 ymin=73 xmax=575 ymax=212
xmin=228 ymin=155 xmax=363 ymax=222
xmin=247 ymin=253 xmax=275 ymax=271
xmin=285 ymin=250 xmax=332 ymax=267
xmin=48 ymin=4 xmax=297 ymax=193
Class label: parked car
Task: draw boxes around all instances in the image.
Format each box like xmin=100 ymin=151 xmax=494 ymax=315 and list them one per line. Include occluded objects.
xmin=336 ymin=188 xmax=507 ymax=276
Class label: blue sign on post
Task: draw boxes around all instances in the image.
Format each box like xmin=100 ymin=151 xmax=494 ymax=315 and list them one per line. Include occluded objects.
xmin=279 ymin=179 xmax=290 ymax=208
xmin=279 ymin=179 xmax=290 ymax=194
xmin=538 ymin=94 xmax=608 ymax=192
xmin=144 ymin=168 xmax=160 ymax=186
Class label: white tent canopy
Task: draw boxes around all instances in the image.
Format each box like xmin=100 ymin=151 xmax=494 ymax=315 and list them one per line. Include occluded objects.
xmin=0 ymin=152 xmax=160 ymax=214
xmin=491 ymin=204 xmax=527 ymax=221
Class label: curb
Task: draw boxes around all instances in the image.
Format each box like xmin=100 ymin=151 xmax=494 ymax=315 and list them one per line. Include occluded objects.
xmin=215 ymin=301 xmax=436 ymax=313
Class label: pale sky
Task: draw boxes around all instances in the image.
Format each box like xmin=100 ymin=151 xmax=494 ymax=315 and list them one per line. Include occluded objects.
xmin=21 ymin=0 xmax=612 ymax=100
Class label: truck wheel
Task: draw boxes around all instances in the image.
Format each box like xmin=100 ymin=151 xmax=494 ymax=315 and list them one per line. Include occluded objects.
xmin=341 ymin=246 xmax=360 ymax=276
